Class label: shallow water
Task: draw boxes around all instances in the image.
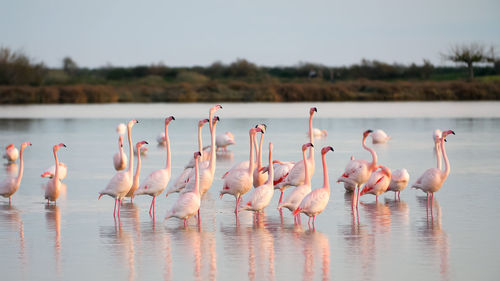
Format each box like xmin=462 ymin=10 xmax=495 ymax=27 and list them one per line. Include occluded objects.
xmin=1 ymin=102 xmax=499 ymax=281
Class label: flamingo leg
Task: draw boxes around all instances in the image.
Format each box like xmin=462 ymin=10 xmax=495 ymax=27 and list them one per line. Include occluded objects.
xmin=430 ymin=193 xmax=434 ymax=215
xmin=234 ymin=196 xmax=240 ymax=214
xmin=278 ymin=191 xmax=284 ymax=205
xmin=149 ymin=197 xmax=156 ymax=216
xmin=312 ymin=216 xmax=316 ymax=229
xmin=356 ymin=186 xmax=360 ymax=209
xmin=184 ymin=219 xmax=187 ymax=228
xmin=117 ymin=199 xmax=122 ymax=218
xmin=426 ymin=193 xmax=430 ymax=210
xmin=398 ymin=191 xmax=401 ymax=200
xmin=9 ymin=197 xmax=11 ymax=205
xmin=308 ymin=217 xmax=311 ymax=228
xmin=376 ymin=195 xmax=378 ymax=203
xmin=113 ymin=199 xmax=117 ymax=217
xmin=394 ymin=192 xmax=397 ymax=200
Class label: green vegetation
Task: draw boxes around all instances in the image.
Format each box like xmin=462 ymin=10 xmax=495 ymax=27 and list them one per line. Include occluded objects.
xmin=1 ymin=47 xmax=499 ymax=104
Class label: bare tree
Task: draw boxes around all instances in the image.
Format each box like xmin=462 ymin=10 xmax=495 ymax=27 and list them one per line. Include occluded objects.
xmin=441 ymin=43 xmax=494 ymax=80
xmin=63 ymin=56 xmax=78 ymax=75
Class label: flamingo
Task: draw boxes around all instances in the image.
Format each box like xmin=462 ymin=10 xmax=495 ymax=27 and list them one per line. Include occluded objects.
xmin=253 ymin=124 xmax=268 ymax=188
xmin=371 ymin=129 xmax=391 ymax=144
xmin=387 ymin=168 xmax=409 ymax=200
xmin=166 ymin=118 xmax=209 ymax=196
xmin=412 ymin=130 xmax=455 ymax=209
xmin=41 ymin=163 xmax=68 ymax=180
xmin=309 ymin=128 xmax=327 ymax=138
xmin=220 ymin=127 xmax=263 ymax=213
xmin=433 ymin=129 xmax=443 ymax=170
xmin=165 ymin=151 xmax=202 ymax=227
xmin=125 ymin=141 xmax=148 ymax=203
xmin=277 ymin=143 xmax=314 ymax=221
xmin=359 ymin=165 xmax=392 ymax=203
xmin=113 ymin=136 xmax=128 ymax=171
xmin=185 ymin=118 xmax=211 ymax=168
xmin=216 ymin=132 xmax=236 ymax=152
xmin=116 ymin=123 xmax=126 ymax=135
xmin=293 ymin=146 xmax=334 ymax=229
xmin=342 ymin=156 xmax=356 ymax=192
xmin=274 ymin=107 xmax=317 ymax=203
xmin=337 ymin=129 xmax=377 ymax=209
xmin=239 ymin=142 xmax=275 ymax=218
xmin=98 ymin=120 xmax=138 ymax=218
xmin=134 ymin=116 xmax=175 ymax=216
xmin=44 ymin=143 xmax=67 ymax=204
xmin=0 ymin=142 xmax=31 ymax=204
xmin=3 ymin=144 xmax=19 ymax=163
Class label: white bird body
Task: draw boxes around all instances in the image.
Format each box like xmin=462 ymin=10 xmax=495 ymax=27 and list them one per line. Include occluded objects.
xmin=166 ymin=167 xmax=193 ymax=196
xmin=310 ymin=128 xmax=327 ymax=138
xmin=3 ymin=144 xmax=19 ymax=162
xmin=272 ymin=161 xmax=295 ymax=185
xmin=371 ymin=129 xmax=391 ymax=144
xmin=41 ymin=163 xmax=68 ymax=180
xmin=388 ymin=168 xmax=409 ymax=193
xmin=216 ymin=132 xmax=235 ymax=151
xmin=113 ymin=136 xmax=127 ymax=171
xmin=240 ymin=142 xmax=275 ymax=213
xmin=0 ymin=142 xmax=30 ymax=203
xmin=45 ymin=143 xmax=67 ymax=203
xmin=116 ymin=123 xmax=126 ymax=135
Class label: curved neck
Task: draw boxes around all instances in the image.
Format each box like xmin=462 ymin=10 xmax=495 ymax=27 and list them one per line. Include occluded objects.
xmin=15 ymin=147 xmax=24 ymax=186
xmin=435 ymin=142 xmax=442 ymax=170
xmin=248 ymin=133 xmax=255 ymax=174
xmin=440 ymin=138 xmax=450 ymax=178
xmin=165 ymin=123 xmax=171 ymax=172
xmin=127 ymin=125 xmax=134 ymax=177
xmin=309 ymin=113 xmax=314 ymax=144
xmin=53 ymin=149 xmax=60 ymax=181
xmin=208 ymin=122 xmax=217 ymax=174
xmin=133 ymin=147 xmax=142 ymax=187
xmin=303 ymin=149 xmax=310 ymax=185
xmin=194 ymin=157 xmax=200 ymax=194
xmin=362 ymin=136 xmax=377 ymax=170
xmin=257 ymin=134 xmax=264 ymax=168
xmin=321 ymin=153 xmax=330 ymax=190
xmin=197 ymin=125 xmax=203 ymax=153
xmin=118 ymin=140 xmax=124 ymax=156
xmin=267 ymin=147 xmax=274 ymax=185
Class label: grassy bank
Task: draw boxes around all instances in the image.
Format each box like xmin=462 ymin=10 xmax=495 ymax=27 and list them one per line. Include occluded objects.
xmin=1 ymin=80 xmax=500 ymax=104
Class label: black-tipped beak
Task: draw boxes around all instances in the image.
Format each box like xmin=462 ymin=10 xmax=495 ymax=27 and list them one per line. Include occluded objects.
xmin=145 ymin=141 xmax=149 ymax=144
xmin=172 ymin=116 xmax=176 ymax=120
xmin=216 ymin=116 xmax=220 ymax=121
xmin=314 ymin=107 xmax=317 ymax=112
xmin=330 ymin=147 xmax=334 ymax=152
xmin=136 ymin=120 xmax=139 ymax=123
xmin=451 ymin=131 xmax=455 ymax=135
xmin=197 ymin=151 xmax=202 ymax=156
xmin=367 ymin=129 xmax=373 ymax=133
xmin=29 ymin=143 xmax=32 ymax=146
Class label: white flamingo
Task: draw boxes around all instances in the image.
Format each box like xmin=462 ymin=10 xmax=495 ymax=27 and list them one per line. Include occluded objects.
xmin=387 ymin=168 xmax=409 ymax=200
xmin=253 ymin=124 xmax=268 ymax=188
xmin=220 ymin=127 xmax=263 ymax=213
xmin=125 ymin=141 xmax=148 ymax=202
xmin=0 ymin=142 xmax=31 ymax=204
xmin=274 ymin=107 xmax=317 ymax=203
xmin=216 ymin=132 xmax=235 ymax=152
xmin=371 ymin=129 xmax=391 ymax=144
xmin=3 ymin=144 xmax=19 ymax=163
xmin=134 ymin=116 xmax=175 ymax=216
xmin=309 ymin=128 xmax=327 ymax=138
xmin=412 ymin=130 xmax=455 ymax=208
xmin=359 ymin=165 xmax=392 ymax=202
xmin=113 ymin=136 xmax=127 ymax=171
xmin=44 ymin=143 xmax=67 ymax=204
xmin=239 ymin=142 xmax=275 ymax=218
xmin=277 ymin=143 xmax=314 ymax=220
xmin=293 ymin=146 xmax=334 ymax=229
xmin=41 ymin=163 xmax=67 ymax=180
xmin=98 ymin=120 xmax=138 ymax=218
xmin=165 ymin=151 xmax=202 ymax=227
xmin=337 ymin=130 xmax=377 ymax=209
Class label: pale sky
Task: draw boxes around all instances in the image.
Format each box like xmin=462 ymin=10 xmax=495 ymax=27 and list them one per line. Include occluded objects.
xmin=1 ymin=0 xmax=499 ymax=68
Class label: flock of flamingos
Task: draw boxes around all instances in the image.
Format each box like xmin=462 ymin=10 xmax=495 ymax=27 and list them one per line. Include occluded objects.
xmin=0 ymin=104 xmax=454 ymax=228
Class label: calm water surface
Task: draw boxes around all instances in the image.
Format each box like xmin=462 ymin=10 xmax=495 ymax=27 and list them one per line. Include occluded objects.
xmin=1 ymin=102 xmax=499 ymax=281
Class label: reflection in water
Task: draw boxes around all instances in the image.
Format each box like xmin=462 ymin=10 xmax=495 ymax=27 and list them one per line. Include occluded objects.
xmin=45 ymin=204 xmax=61 ymax=276
xmin=100 ymin=220 xmax=135 ymax=281
xmin=384 ymin=198 xmax=410 ymax=226
xmin=0 ymin=204 xmax=26 ymax=272
xmin=302 ymin=229 xmax=330 ymax=281
xmin=360 ymin=201 xmax=392 ymax=234
xmin=171 ymin=228 xmax=203 ymax=281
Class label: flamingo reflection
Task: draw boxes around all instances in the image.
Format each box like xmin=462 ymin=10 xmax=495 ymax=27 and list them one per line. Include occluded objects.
xmin=0 ymin=204 xmax=26 ymax=270
xmin=301 ymin=229 xmax=330 ymax=281
xmin=45 ymin=204 xmax=61 ymax=275
xmin=99 ymin=220 xmax=135 ymax=281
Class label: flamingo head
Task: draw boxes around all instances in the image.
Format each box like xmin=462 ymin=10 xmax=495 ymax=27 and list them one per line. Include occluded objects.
xmin=6 ymin=144 xmax=15 ymax=150
xmin=377 ymin=165 xmax=391 ymax=177
xmin=53 ymin=143 xmax=66 ymax=152
xmin=251 ymin=127 xmax=263 ymax=136
xmin=363 ymin=129 xmax=373 ymax=139
xmin=321 ymin=146 xmax=334 ymax=155
xmin=255 ymin=124 xmax=267 ymax=134
xmin=442 ymin=130 xmax=455 ymax=141
xmin=21 ymin=142 xmax=32 ymax=149
xmin=165 ymin=116 xmax=175 ymax=124
xmin=212 ymin=116 xmax=220 ymax=127
xmin=128 ymin=119 xmax=139 ymax=128
xmin=136 ymin=140 xmax=148 ymax=149
xmin=118 ymin=136 xmax=124 ymax=147
xmin=302 ymin=143 xmax=314 ymax=151
xmin=433 ymin=129 xmax=442 ymax=143
xmin=210 ymin=104 xmax=223 ymax=114
xmin=194 ymin=151 xmax=202 ymax=159
xmin=310 ymin=107 xmax=318 ymax=115
xmin=199 ymin=118 xmax=210 ymax=127
xmin=41 ymin=171 xmax=52 ymax=178
xmin=116 ymin=123 xmax=126 ymax=135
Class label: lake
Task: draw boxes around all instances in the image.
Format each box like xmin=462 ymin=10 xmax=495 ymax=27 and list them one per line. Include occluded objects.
xmin=1 ymin=102 xmax=499 ymax=281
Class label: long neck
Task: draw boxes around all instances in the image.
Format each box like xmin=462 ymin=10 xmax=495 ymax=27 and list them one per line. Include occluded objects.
xmin=165 ymin=123 xmax=171 ymax=172
xmin=362 ymin=136 xmax=377 ymax=170
xmin=321 ymin=153 xmax=330 ymax=191
xmin=208 ymin=122 xmax=217 ymax=174
xmin=133 ymin=147 xmax=142 ymax=187
xmin=118 ymin=141 xmax=124 ymax=159
xmin=248 ymin=133 xmax=255 ymax=174
xmin=435 ymin=142 xmax=442 ymax=170
xmin=309 ymin=113 xmax=314 ymax=144
xmin=267 ymin=147 xmax=274 ymax=185
xmin=197 ymin=125 xmax=203 ymax=153
xmin=15 ymin=147 xmax=24 ymax=186
xmin=257 ymin=134 xmax=264 ymax=169
xmin=127 ymin=126 xmax=134 ymax=177
xmin=303 ymin=149 xmax=310 ymax=185
xmin=194 ymin=157 xmax=200 ymax=194
xmin=441 ymin=138 xmax=450 ymax=179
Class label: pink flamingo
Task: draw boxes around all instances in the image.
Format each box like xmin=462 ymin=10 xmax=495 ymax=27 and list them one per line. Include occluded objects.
xmin=134 ymin=116 xmax=175 ymax=216
xmin=165 ymin=151 xmax=202 ymax=227
xmin=167 ymin=118 xmax=209 ymax=196
xmin=220 ymin=127 xmax=263 ymax=213
xmin=41 ymin=163 xmax=67 ymax=180
xmin=387 ymin=168 xmax=409 ymax=200
xmin=0 ymin=142 xmax=31 ymax=204
xmin=3 ymin=144 xmax=19 ymax=163
xmin=239 ymin=142 xmax=275 ymax=219
xmin=274 ymin=107 xmax=317 ymax=203
xmin=99 ymin=120 xmax=138 ymax=217
xmin=216 ymin=132 xmax=236 ymax=152
xmin=44 ymin=143 xmax=67 ymax=204
xmin=337 ymin=130 xmax=377 ymax=209
xmin=433 ymin=129 xmax=443 ymax=170
xmin=113 ymin=136 xmax=128 ymax=171
xmin=253 ymin=124 xmax=268 ymax=188
xmin=277 ymin=143 xmax=314 ymax=221
xmin=293 ymin=146 xmax=334 ymax=229
xmin=359 ymin=165 xmax=392 ymax=203
xmin=412 ymin=130 xmax=455 ymax=209
xmin=125 ymin=141 xmax=148 ymax=202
